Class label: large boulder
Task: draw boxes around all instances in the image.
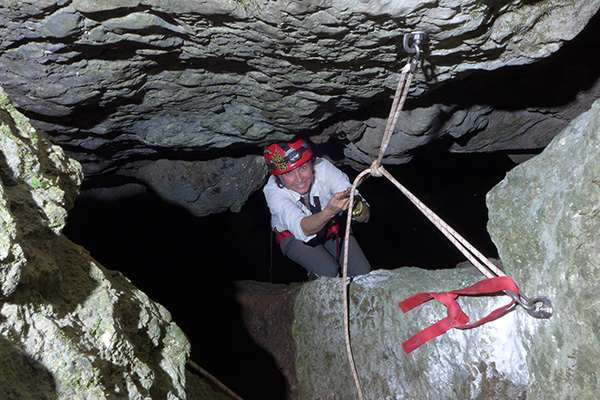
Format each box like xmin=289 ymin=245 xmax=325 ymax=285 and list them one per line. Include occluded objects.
xmin=0 ymin=87 xmax=229 ymax=399
xmin=293 ymin=268 xmax=528 ymax=399
xmin=486 ymin=97 xmax=600 ymax=399
xmin=135 ymin=155 xmax=268 ymax=217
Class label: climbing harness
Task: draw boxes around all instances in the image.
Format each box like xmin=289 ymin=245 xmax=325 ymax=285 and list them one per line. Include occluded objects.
xmin=339 ymin=31 xmax=553 ymax=399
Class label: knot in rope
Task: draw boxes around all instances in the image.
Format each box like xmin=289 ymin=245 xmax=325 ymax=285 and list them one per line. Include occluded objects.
xmin=369 ymin=161 xmax=383 ymax=178
xmin=340 ymin=33 xmax=428 ymax=400
xmin=340 ymin=30 xmax=551 ymax=400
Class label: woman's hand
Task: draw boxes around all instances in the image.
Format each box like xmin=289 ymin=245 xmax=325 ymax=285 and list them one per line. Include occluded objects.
xmin=325 ymin=188 xmax=353 ymax=215
xmin=300 ymin=188 xmax=352 ymax=236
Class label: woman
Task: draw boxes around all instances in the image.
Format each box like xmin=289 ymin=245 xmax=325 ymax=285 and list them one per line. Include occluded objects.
xmin=263 ymin=138 xmax=371 ymax=280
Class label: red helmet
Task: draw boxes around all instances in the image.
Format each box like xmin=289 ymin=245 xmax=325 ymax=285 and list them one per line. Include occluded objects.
xmin=264 ymin=139 xmax=313 ymax=175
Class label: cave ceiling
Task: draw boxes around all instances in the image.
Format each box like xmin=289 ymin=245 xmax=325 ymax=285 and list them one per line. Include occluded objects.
xmin=1 ymin=0 xmax=599 ymax=216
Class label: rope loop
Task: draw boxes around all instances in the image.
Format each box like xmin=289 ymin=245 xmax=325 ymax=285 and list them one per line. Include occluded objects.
xmin=341 ymin=46 xmax=420 ymax=400
xmin=338 ymin=28 xmax=554 ymax=398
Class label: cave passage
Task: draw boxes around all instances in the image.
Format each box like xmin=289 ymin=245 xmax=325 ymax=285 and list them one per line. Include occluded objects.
xmin=63 ymin=150 xmax=517 ymax=399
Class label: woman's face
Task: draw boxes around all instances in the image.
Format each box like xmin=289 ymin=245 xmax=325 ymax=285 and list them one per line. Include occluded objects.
xmin=281 ymin=161 xmax=313 ymax=195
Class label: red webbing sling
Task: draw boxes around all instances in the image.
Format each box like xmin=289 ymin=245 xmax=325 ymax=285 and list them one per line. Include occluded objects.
xmin=399 ymin=276 xmax=519 ymax=354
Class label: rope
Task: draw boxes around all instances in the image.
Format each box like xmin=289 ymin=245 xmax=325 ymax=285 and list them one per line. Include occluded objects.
xmin=375 ymin=62 xmax=414 ymax=169
xmin=269 ymin=228 xmax=274 ymax=283
xmin=340 ymin=56 xmax=418 ymax=400
xmin=341 ymin=169 xmax=372 ymax=400
xmin=338 ymin=31 xmax=551 ymax=398
xmin=340 ymin=47 xmax=505 ymax=398
xmin=186 ymin=359 xmax=245 ymax=400
xmin=377 ymin=167 xmax=505 ymax=279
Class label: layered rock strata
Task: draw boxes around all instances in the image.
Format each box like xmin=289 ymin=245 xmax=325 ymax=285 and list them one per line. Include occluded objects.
xmin=1 ymin=1 xmax=599 ymax=215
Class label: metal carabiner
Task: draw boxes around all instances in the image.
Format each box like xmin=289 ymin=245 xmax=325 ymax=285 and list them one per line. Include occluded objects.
xmin=403 ymin=31 xmax=428 ymax=60
xmin=523 ymin=296 xmax=554 ymax=319
xmin=506 ymin=290 xmax=553 ymax=319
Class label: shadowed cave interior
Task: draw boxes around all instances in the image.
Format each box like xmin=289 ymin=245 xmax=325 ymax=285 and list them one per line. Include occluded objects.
xmin=63 ymin=150 xmax=517 ymax=399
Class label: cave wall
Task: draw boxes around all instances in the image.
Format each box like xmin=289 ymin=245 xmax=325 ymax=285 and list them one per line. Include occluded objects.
xmin=1 ymin=1 xmax=600 ymax=216
xmin=487 ymin=95 xmax=600 ymax=399
xmin=1 ymin=1 xmax=600 ymax=398
xmin=0 ymin=87 xmax=231 ymax=400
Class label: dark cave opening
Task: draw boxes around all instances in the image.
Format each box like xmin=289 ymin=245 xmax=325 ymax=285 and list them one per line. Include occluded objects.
xmin=63 ymin=151 xmax=517 ymax=399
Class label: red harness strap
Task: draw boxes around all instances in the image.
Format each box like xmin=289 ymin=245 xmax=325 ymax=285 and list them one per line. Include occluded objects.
xmin=398 ymin=276 xmax=519 ymax=354
xmin=275 ymin=230 xmax=293 ymax=244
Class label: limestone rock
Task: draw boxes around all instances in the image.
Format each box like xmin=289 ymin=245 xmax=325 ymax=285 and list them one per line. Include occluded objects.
xmin=291 ymin=268 xmax=527 ymax=399
xmin=0 ymin=88 xmax=226 ymax=399
xmin=1 ymin=252 xmax=190 ymax=399
xmin=135 ymin=155 xmax=268 ymax=217
xmin=0 ymin=86 xmax=82 ymax=298
xmin=487 ymin=97 xmax=600 ymax=399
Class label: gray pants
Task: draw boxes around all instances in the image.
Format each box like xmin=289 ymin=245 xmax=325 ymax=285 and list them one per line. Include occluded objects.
xmin=279 ymin=233 xmax=371 ymax=279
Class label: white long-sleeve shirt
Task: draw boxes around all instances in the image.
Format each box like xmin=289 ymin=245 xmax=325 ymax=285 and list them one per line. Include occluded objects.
xmin=263 ymin=158 xmax=363 ymax=242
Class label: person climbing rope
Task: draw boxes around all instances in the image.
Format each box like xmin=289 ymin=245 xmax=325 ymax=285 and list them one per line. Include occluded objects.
xmin=263 ymin=138 xmax=371 ymax=280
